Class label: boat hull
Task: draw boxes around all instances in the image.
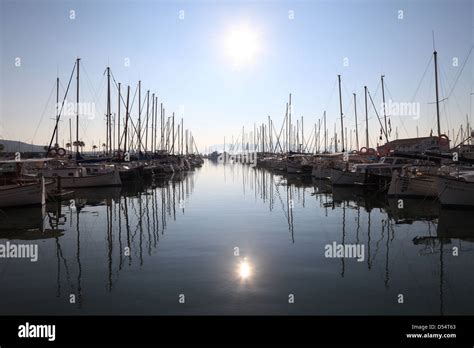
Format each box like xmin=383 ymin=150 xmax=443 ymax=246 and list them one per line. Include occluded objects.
xmin=330 ymin=169 xmax=363 ymax=186
xmin=388 ymin=172 xmax=438 ymax=198
xmin=311 ymin=166 xmax=331 ymax=179
xmin=0 ymin=179 xmax=48 ymax=208
xmin=437 ymin=176 xmax=474 ymax=208
xmin=54 ymin=171 xmax=122 ymax=188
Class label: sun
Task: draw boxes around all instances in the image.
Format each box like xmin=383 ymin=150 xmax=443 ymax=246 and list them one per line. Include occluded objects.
xmin=224 ymin=24 xmax=260 ymax=67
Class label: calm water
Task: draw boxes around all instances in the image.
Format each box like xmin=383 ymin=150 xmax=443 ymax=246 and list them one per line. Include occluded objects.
xmin=0 ymin=160 xmax=473 ymax=315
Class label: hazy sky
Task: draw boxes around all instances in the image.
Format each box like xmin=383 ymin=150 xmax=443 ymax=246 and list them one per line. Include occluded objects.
xmin=0 ymin=0 xmax=472 ymax=152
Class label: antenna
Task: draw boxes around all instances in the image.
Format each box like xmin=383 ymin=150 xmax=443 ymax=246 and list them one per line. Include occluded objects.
xmin=432 ymin=30 xmax=436 ymax=51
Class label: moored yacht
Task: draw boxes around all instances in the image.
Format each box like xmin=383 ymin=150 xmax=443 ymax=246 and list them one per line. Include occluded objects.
xmin=387 ymin=162 xmax=439 ymax=198
xmin=0 ymin=159 xmax=54 ymax=208
xmin=33 ymin=161 xmax=122 ymax=188
xmin=330 ymin=157 xmax=413 ymax=188
xmin=437 ymin=167 xmax=474 ymax=207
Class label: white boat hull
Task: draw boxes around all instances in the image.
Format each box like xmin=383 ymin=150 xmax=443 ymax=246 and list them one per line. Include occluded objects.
xmin=0 ymin=179 xmax=47 ymax=208
xmin=54 ymin=171 xmax=122 ymax=188
xmin=437 ymin=176 xmax=474 ymax=207
xmin=388 ymin=172 xmax=438 ymax=198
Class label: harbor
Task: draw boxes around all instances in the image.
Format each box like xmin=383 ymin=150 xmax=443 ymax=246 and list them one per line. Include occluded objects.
xmin=0 ymin=47 xmax=473 ymax=316
xmin=1 ymin=160 xmax=473 ymax=315
xmin=0 ymin=1 xmax=473 ymax=343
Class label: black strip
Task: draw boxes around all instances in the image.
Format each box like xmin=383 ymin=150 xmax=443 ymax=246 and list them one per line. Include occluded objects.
xmin=0 ymin=316 xmax=472 ymax=346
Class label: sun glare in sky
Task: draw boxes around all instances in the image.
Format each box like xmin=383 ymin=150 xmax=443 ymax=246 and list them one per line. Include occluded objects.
xmin=224 ymin=24 xmax=261 ymax=67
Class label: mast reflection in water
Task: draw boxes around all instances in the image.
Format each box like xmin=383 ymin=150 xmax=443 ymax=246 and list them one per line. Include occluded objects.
xmin=0 ymin=160 xmax=473 ymax=315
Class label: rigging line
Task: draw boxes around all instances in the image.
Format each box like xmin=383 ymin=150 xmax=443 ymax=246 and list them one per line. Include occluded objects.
xmin=342 ymin=82 xmax=354 ymax=113
xmin=110 ymin=70 xmax=128 ymax=109
xmin=30 ymin=80 xmax=56 ymax=143
xmin=440 ymin=63 xmax=463 ymax=134
xmin=82 ymin=64 xmax=106 ymax=119
xmin=46 ymin=61 xmax=77 ymax=155
xmin=411 ymin=54 xmax=434 ymax=103
xmin=123 ymin=85 xmax=141 ymax=149
xmin=273 ymin=116 xmax=285 ymax=153
xmin=81 ymin=63 xmax=101 ymax=102
xmin=355 ymin=91 xmax=366 ymax=126
xmin=129 ymin=82 xmax=139 ymax=114
xmin=425 ymin=64 xmax=435 ymax=134
xmin=343 ymin=88 xmax=353 ymax=118
xmin=273 ymin=182 xmax=290 ymax=222
xmin=383 ymin=82 xmax=409 ymax=137
xmin=371 ymin=79 xmax=381 ymax=100
xmin=367 ymin=89 xmax=388 ymax=142
xmin=446 ymin=45 xmax=473 ymax=99
xmin=79 ymin=66 xmax=106 ymax=143
xmin=323 ymin=77 xmax=338 ymax=111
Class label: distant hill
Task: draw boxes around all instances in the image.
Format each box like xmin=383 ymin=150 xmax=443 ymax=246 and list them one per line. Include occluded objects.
xmin=0 ymin=140 xmax=46 ymax=153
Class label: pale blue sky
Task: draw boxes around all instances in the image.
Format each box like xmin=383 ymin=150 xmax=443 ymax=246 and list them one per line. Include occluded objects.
xmin=0 ymin=0 xmax=472 ymax=151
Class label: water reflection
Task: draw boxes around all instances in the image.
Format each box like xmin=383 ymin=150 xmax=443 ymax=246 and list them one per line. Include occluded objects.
xmin=0 ymin=161 xmax=473 ymax=315
xmin=215 ymin=161 xmax=474 ymax=314
xmin=0 ymin=172 xmax=196 ymax=311
xmin=238 ymin=257 xmax=252 ymax=281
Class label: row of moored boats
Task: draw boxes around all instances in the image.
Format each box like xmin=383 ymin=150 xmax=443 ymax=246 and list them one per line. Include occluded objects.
xmin=254 ymin=148 xmax=474 ymax=208
xmin=0 ymin=153 xmax=204 ymax=208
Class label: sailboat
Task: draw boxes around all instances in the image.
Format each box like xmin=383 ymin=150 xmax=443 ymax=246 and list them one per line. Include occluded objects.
xmin=386 ymin=49 xmax=455 ymax=197
xmin=387 ymin=161 xmax=439 ymax=198
xmin=41 ymin=59 xmax=122 ymax=188
xmin=40 ymin=162 xmax=121 ymax=188
xmin=437 ymin=167 xmax=474 ymax=207
xmin=0 ymin=159 xmax=54 ymax=208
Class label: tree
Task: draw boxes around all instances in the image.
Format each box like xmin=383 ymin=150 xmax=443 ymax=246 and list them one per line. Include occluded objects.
xmin=72 ymin=141 xmax=85 ymax=153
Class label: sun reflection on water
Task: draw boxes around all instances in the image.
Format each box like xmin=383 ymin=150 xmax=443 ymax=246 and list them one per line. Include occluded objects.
xmin=238 ymin=257 xmax=252 ymax=280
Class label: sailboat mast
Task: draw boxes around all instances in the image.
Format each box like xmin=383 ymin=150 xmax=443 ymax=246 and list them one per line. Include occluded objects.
xmin=75 ymin=58 xmax=80 ymax=155
xmin=145 ymin=90 xmax=150 ymax=153
xmin=106 ymin=67 xmax=111 ymax=155
xmin=301 ymin=116 xmax=304 ymax=153
xmin=284 ymin=104 xmax=288 ymax=153
xmin=316 ymin=120 xmax=320 ymax=153
xmin=254 ymin=123 xmax=256 ymax=153
xmin=160 ymin=103 xmax=164 ymax=151
xmin=268 ymin=116 xmax=271 ymax=153
xmin=124 ymin=85 xmax=130 ymax=155
xmin=364 ymin=86 xmax=369 ymax=148
xmin=117 ymin=83 xmax=121 ymax=151
xmin=69 ymin=118 xmax=72 ymax=154
xmin=324 ymin=110 xmax=327 ymax=153
xmin=138 ymin=80 xmax=142 ymax=155
xmin=56 ymin=77 xmax=59 ymax=146
xmin=186 ymin=130 xmax=189 ymax=155
xmin=172 ymin=112 xmax=175 ymax=154
xmin=156 ymin=98 xmax=159 ymax=152
xmin=181 ymin=118 xmax=184 ymax=156
xmin=434 ymin=50 xmax=441 ymax=136
xmin=289 ymin=94 xmax=292 ymax=152
xmin=337 ymin=75 xmax=345 ymax=152
xmin=353 ymin=93 xmax=359 ymax=151
xmin=381 ymin=75 xmax=388 ymax=142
